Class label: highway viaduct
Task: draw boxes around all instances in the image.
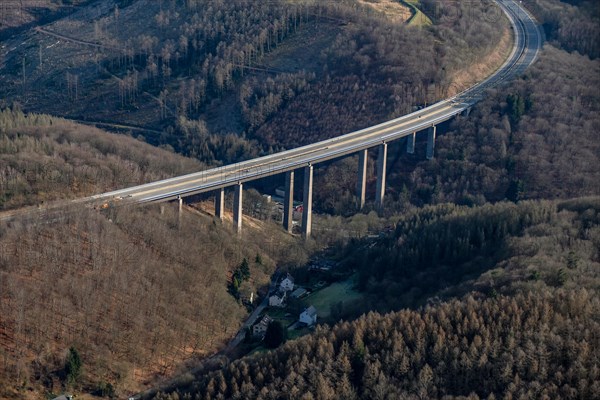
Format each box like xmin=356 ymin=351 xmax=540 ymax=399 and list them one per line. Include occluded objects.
xmin=81 ymin=0 xmax=542 ymax=239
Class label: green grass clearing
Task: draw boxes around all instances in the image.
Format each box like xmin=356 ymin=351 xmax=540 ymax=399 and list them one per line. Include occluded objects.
xmin=403 ymin=0 xmax=433 ymax=26
xmin=266 ymin=308 xmax=296 ymax=328
xmin=301 ymin=278 xmax=362 ymax=319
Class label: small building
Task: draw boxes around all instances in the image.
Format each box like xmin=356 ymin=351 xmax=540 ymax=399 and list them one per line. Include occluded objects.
xmin=299 ymin=306 xmax=317 ymax=326
xmin=280 ymin=273 xmax=295 ymax=292
xmin=290 ymin=287 xmax=307 ymax=299
xmin=269 ymin=291 xmax=286 ymax=307
xmin=253 ymin=315 xmax=273 ymax=338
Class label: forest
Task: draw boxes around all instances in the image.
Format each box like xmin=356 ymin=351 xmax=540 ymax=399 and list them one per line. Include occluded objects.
xmin=311 ymin=24 xmax=599 ymax=214
xmin=0 ymin=0 xmax=598 ymax=398
xmin=0 ymin=189 xmax=313 ymax=398
xmin=0 ymin=108 xmax=318 ymax=397
xmin=524 ymin=0 xmax=599 ymax=58
xmin=0 ymin=108 xmax=202 ymax=210
xmin=346 ymin=198 xmax=600 ymax=311
xmin=146 ymin=0 xmax=599 ymax=398
xmin=154 ymin=291 xmax=599 ymax=399
xmin=395 ymin=46 xmax=600 ymax=209
xmin=151 ymin=198 xmax=600 ymax=400
xmin=0 ymin=0 xmax=507 ymax=165
xmin=252 ymin=0 xmax=509 ymax=149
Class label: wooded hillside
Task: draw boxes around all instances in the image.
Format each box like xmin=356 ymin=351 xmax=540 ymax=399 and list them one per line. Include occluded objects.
xmin=0 ymin=108 xmax=314 ymax=398
xmin=144 ymin=1 xmax=600 ymax=395
xmin=154 ymin=292 xmax=599 ymax=399
xmin=152 ymin=197 xmax=600 ymax=399
xmin=345 ymin=198 xmax=600 ymax=311
xmin=0 ymin=202 xmax=311 ymax=398
xmin=313 ymin=43 xmax=600 ymax=215
xmin=398 ymin=46 xmax=600 ymax=208
xmin=0 ymin=0 xmax=507 ymax=163
xmin=0 ymin=108 xmax=201 ymax=210
xmin=525 ymin=0 xmax=599 ymax=58
xmin=1 ymin=1 xmax=598 ymax=399
xmin=253 ymin=0 xmax=509 ymax=148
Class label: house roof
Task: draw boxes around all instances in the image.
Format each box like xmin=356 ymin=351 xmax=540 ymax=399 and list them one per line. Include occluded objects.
xmin=282 ymin=273 xmax=294 ymax=283
xmin=256 ymin=315 xmax=272 ymax=328
xmin=303 ymin=306 xmax=317 ymax=317
xmin=270 ymin=291 xmax=284 ymax=298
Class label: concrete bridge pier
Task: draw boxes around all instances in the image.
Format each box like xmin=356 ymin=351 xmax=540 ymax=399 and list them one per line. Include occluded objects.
xmin=302 ymin=165 xmax=313 ymax=239
xmin=177 ymin=195 xmax=183 ymax=228
xmin=215 ymin=188 xmax=225 ymax=221
xmin=283 ymin=170 xmax=294 ymax=233
xmin=426 ymin=126 xmax=437 ymax=160
xmin=233 ymin=183 xmax=243 ymax=233
xmin=406 ymin=132 xmax=416 ymax=154
xmin=375 ymin=143 xmax=387 ymax=209
xmin=357 ymin=149 xmax=368 ymax=209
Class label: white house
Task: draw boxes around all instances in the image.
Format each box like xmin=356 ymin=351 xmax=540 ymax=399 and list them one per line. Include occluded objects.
xmin=280 ymin=273 xmax=294 ymax=292
xmin=253 ymin=315 xmax=273 ymax=338
xmin=269 ymin=291 xmax=286 ymax=307
xmin=299 ymin=306 xmax=317 ymax=326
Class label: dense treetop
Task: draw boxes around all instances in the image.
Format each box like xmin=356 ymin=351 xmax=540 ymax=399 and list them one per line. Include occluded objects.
xmin=154 ymin=289 xmax=600 ymax=400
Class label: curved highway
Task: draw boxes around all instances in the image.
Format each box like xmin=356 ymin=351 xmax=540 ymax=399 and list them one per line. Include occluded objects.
xmin=1 ymin=0 xmax=541 ymax=218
